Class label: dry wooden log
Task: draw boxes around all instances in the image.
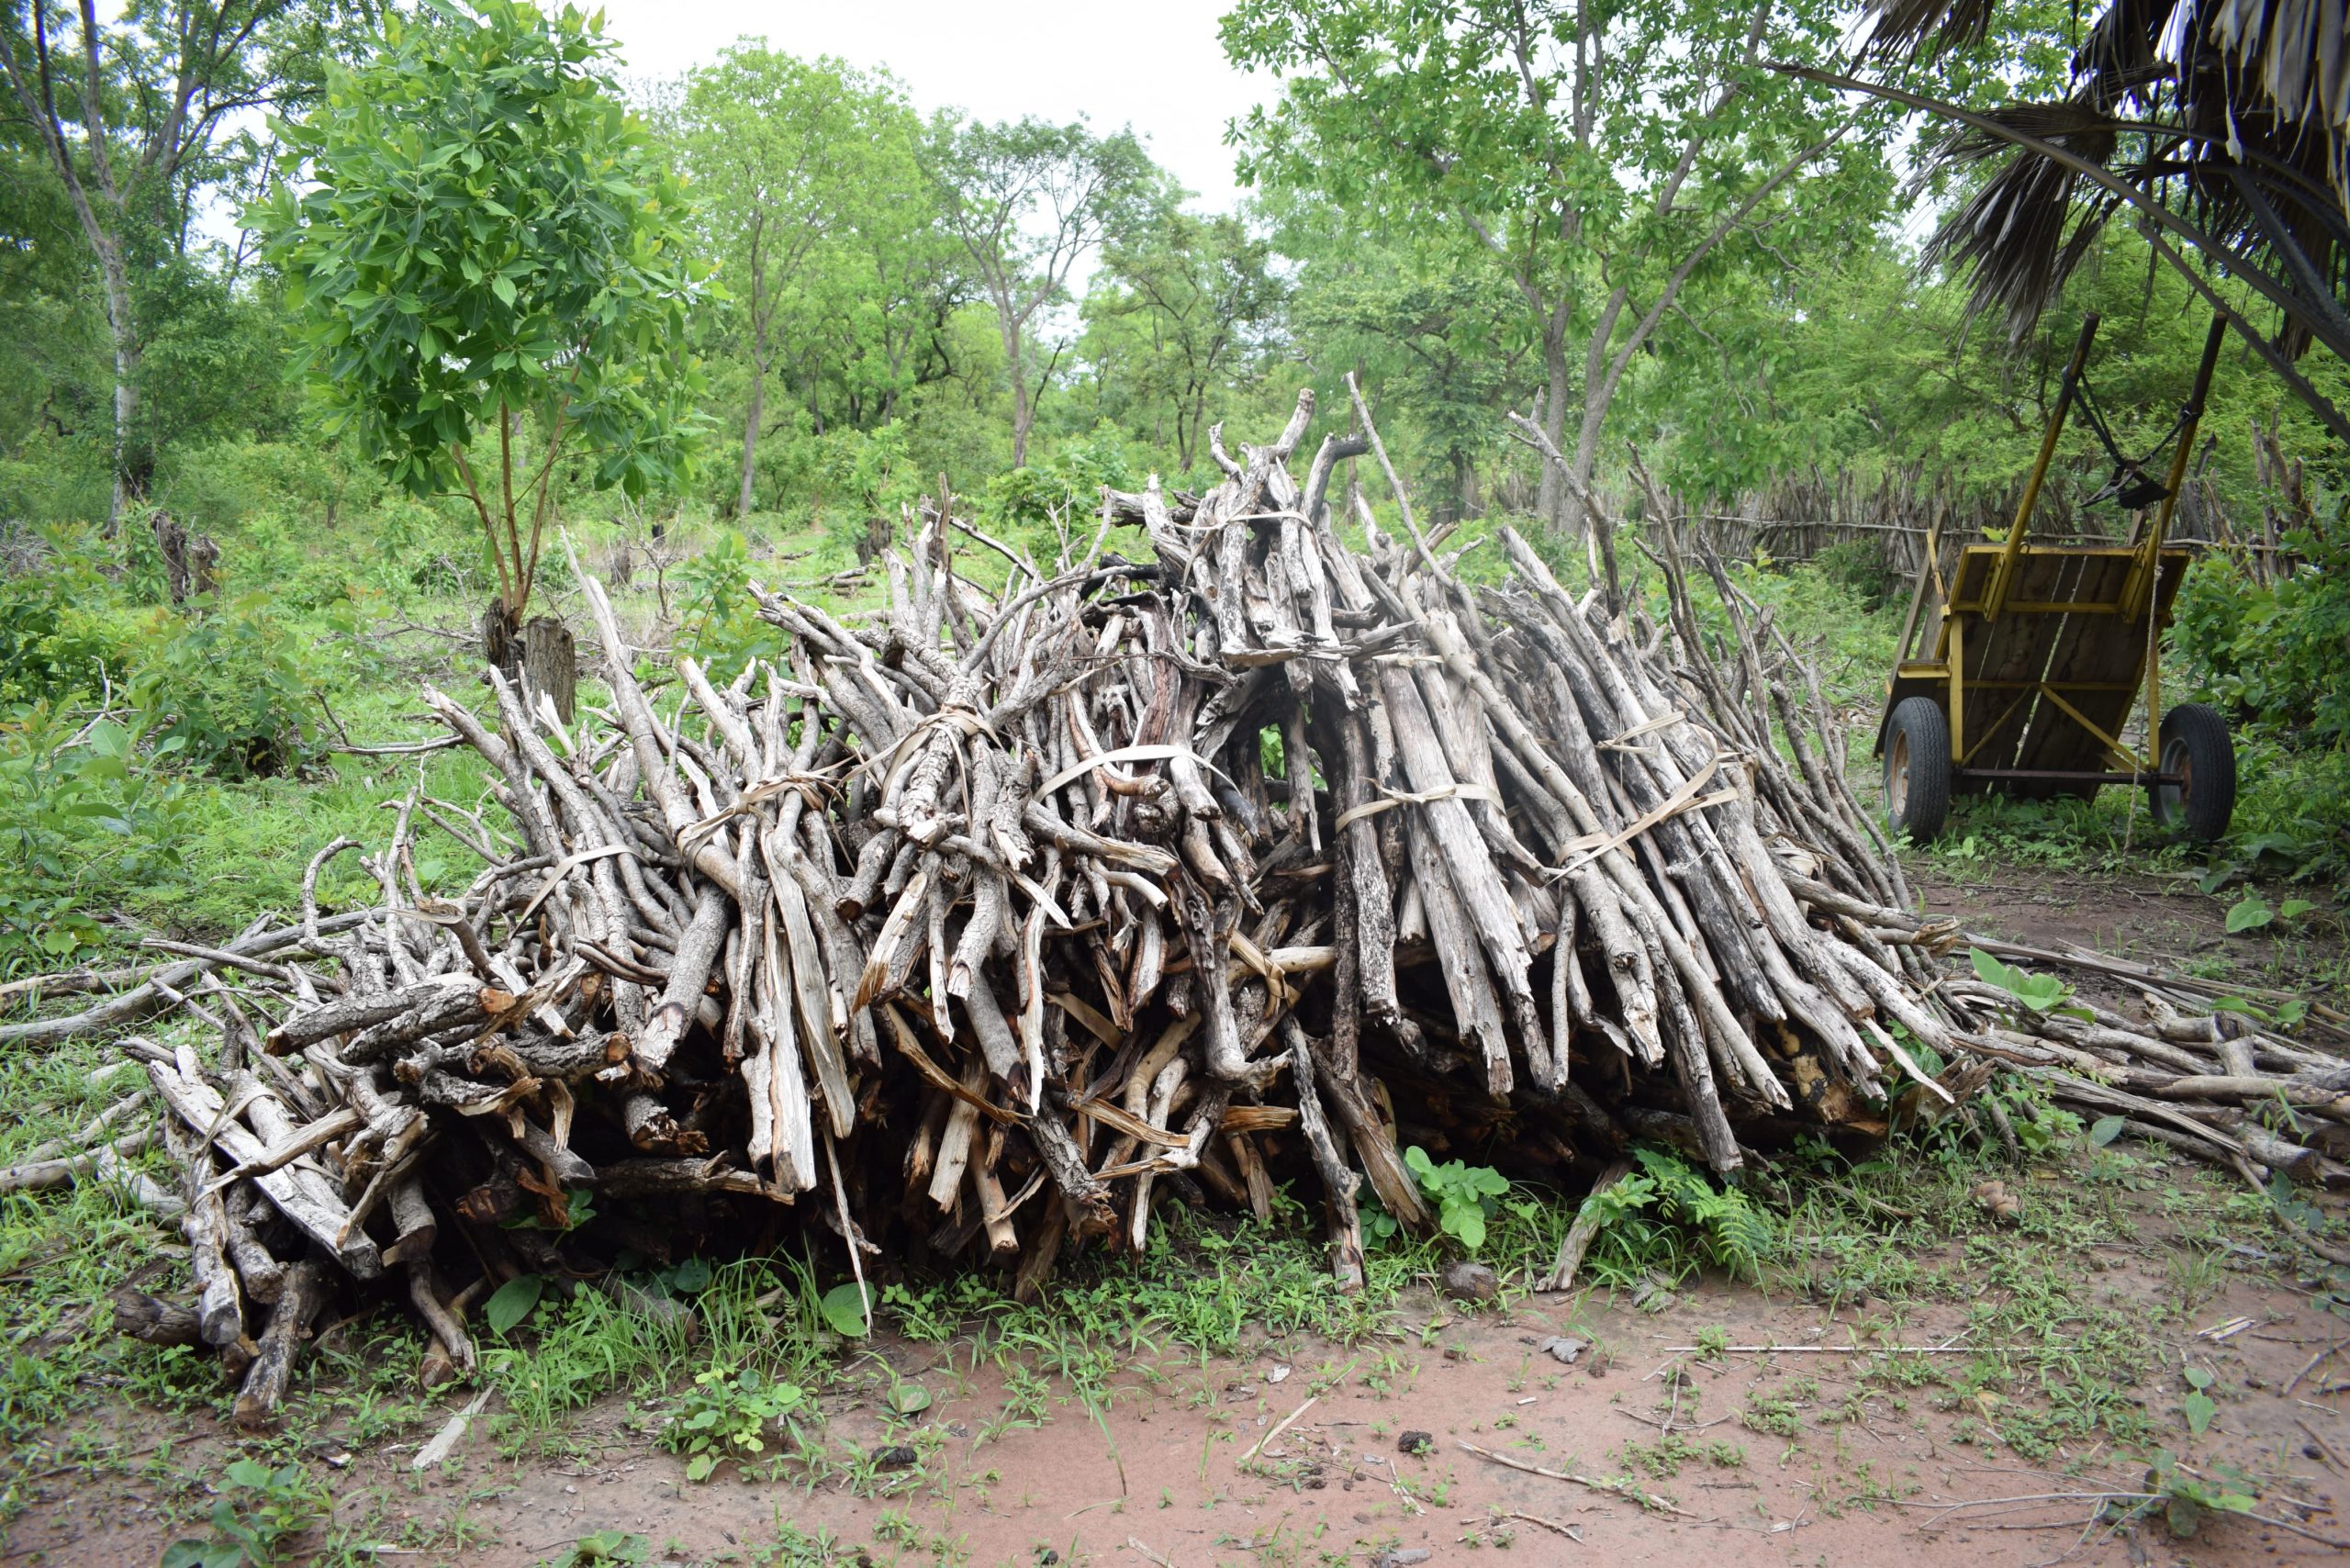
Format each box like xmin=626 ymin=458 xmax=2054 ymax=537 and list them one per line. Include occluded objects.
xmin=110 ymin=1289 xmax=204 ymax=1347
xmin=148 ymin=1060 xmax=381 ymax=1279
xmin=234 ymin=1256 xmax=327 ymax=1432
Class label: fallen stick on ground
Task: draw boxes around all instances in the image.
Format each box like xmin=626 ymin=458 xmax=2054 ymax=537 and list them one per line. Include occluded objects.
xmin=1456 ymin=1438 xmax=1691 ymax=1517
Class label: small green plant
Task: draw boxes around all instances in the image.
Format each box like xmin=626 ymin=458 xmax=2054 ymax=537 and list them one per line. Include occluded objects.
xmin=671 ymin=529 xmax=782 ymax=675
xmin=1404 ymin=1146 xmax=1510 ymax=1252
xmin=818 ymin=1281 xmax=872 ymax=1337
xmin=1969 ymin=948 xmax=2089 ymax=1021
xmin=2143 ymin=1448 xmax=2258 ymax=1538
xmin=1581 ymin=1146 xmax=1777 ymax=1285
xmin=162 ymin=1459 xmax=324 ymax=1568
xmin=2180 ymin=1366 xmax=2218 ymax=1435
xmin=881 ymin=1281 xmax=957 ymax=1343
xmin=2222 ymin=892 xmax=2319 ymax=934
xmin=662 ymin=1364 xmax=807 ymax=1481
xmin=548 ymin=1531 xmax=651 ymax=1567
xmin=2212 ymin=992 xmax=2313 ymax=1030
xmin=485 ymin=1273 xmax=545 ymax=1336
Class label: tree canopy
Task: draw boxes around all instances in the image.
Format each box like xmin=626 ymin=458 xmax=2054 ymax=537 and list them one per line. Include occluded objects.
xmin=252 ymin=0 xmax=711 ymax=619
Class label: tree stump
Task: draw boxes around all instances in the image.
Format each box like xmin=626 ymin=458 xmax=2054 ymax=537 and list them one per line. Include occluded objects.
xmin=151 ymin=510 xmax=184 ymax=602
xmin=479 ymin=602 xmax=576 ymax=722
xmin=520 ymin=616 xmax=577 ymax=723
xmin=188 ymin=532 xmax=219 ymax=597
xmin=480 ymin=599 xmax=518 ymax=677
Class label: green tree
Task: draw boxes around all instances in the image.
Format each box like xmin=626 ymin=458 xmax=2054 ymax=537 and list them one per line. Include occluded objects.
xmin=1276 ymin=197 xmax=1534 ymax=518
xmin=676 ymin=43 xmax=924 ymax=517
xmin=927 ymin=115 xmax=1159 ymax=468
xmin=0 ymin=0 xmax=346 ymax=530
xmin=1223 ymin=0 xmax=1888 ymax=529
xmin=252 ymin=0 xmax=711 ymax=632
xmin=1086 ymin=211 xmax=1288 ymax=475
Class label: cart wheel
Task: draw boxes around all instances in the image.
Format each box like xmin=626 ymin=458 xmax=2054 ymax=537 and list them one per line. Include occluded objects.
xmin=1883 ymin=697 xmax=1953 ymax=843
xmin=2150 ymin=702 xmax=2235 ymax=843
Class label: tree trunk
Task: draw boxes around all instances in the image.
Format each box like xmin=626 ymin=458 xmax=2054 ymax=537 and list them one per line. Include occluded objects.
xmin=736 ymin=356 xmax=766 ymax=519
xmin=1010 ymin=383 xmax=1033 ymax=467
xmin=1569 ymin=399 xmax=1606 ymax=532
xmin=1535 ymin=324 xmax=1572 ymax=531
xmin=98 ymin=236 xmax=139 ymax=537
xmin=1002 ymin=319 xmax=1033 ymax=469
xmin=1564 ymin=287 xmax=1632 ymax=540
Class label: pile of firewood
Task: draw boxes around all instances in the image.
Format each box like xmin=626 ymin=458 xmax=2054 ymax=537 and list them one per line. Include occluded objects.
xmin=6 ymin=388 xmax=2343 ymax=1424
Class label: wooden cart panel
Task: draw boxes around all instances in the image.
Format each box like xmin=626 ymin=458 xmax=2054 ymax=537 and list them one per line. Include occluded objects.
xmin=2011 ymin=552 xmax=2191 ymax=781
xmin=1875 ymin=544 xmax=2199 ymax=787
xmin=1956 ymin=550 xmax=2087 ymax=778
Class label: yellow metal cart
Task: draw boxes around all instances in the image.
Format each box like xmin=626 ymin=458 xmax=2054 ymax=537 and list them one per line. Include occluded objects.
xmin=1876 ymin=312 xmax=2236 ymax=844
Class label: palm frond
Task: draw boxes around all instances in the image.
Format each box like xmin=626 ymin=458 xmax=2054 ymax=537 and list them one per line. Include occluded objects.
xmin=1860 ymin=1 xmax=2347 ymax=364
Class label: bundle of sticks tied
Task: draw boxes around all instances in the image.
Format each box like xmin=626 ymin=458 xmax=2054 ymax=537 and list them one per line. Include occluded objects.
xmin=14 ymin=386 xmax=2335 ymax=1420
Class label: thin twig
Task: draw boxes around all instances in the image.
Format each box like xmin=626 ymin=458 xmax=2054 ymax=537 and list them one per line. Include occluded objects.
xmin=1455 ymin=1438 xmax=1690 ymax=1517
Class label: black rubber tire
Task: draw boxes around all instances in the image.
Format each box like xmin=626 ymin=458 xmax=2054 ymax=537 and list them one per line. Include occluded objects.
xmin=2150 ymin=702 xmax=2236 ymax=843
xmin=1883 ymin=696 xmax=1953 ymax=844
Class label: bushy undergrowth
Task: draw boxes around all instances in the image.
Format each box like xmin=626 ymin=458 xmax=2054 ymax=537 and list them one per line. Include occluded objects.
xmin=2172 ymin=534 xmax=2350 ymax=885
xmin=0 ymin=515 xmax=427 ymax=974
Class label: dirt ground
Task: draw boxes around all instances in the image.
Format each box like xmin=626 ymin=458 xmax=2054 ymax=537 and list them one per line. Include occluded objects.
xmin=12 ymin=1215 xmax=2350 ymax=1568
xmin=1914 ymin=862 xmax=2311 ymax=975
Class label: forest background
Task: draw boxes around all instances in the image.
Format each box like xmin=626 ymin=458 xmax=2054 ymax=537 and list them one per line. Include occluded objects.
xmin=1 ymin=0 xmax=2344 ymax=979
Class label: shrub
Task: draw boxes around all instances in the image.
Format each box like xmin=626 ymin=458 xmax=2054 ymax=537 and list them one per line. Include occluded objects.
xmin=124 ymin=597 xmax=319 ymax=778
xmin=979 ymin=423 xmax=1144 ymax=543
xmin=0 ymin=708 xmax=186 ymax=976
xmin=2171 ymin=520 xmax=2350 ymax=882
xmin=1808 ymin=536 xmax=1898 ymax=609
xmin=2172 ymin=543 xmax=2350 ymax=743
xmin=671 ymin=530 xmax=783 ymax=678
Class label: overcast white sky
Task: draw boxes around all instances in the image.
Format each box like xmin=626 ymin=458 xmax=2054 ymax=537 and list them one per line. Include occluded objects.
xmin=594 ymin=0 xmax=1281 ymax=213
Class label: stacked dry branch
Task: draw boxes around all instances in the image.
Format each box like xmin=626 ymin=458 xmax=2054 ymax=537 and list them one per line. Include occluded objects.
xmin=6 ymin=389 xmax=2333 ymax=1408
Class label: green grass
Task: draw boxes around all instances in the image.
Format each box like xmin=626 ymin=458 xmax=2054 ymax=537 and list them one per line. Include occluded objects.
xmin=1756 ymin=1095 xmax=2348 ymax=1462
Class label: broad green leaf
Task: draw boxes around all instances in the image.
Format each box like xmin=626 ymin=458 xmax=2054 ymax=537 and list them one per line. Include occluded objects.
xmin=485 ymin=1273 xmax=545 ymax=1336
xmin=1968 ymin=947 xmax=2021 ymax=991
xmin=820 ymin=1282 xmax=870 ymax=1337
xmin=2182 ymin=1390 xmax=2216 ymax=1434
xmin=2224 ymin=896 xmax=2273 ymax=934
xmin=2087 ymin=1115 xmax=2127 ymax=1148
xmin=222 ymin=1457 xmax=274 ymax=1488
